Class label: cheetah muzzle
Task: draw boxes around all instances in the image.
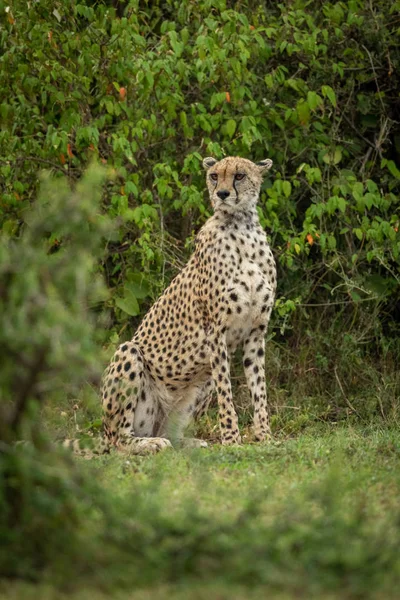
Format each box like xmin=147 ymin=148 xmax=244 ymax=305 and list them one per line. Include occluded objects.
xmin=70 ymin=156 xmax=276 ymax=456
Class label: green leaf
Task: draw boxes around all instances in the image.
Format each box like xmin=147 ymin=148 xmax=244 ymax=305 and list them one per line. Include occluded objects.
xmin=366 ymin=179 xmax=378 ymax=193
xmin=327 ymin=235 xmax=337 ymax=249
xmin=180 ymin=111 xmax=187 ymax=127
xmin=125 ymin=279 xmax=149 ymax=300
xmin=386 ymin=160 xmax=400 ymax=179
xmin=142 ymin=204 xmax=158 ymax=220
xmin=282 ymin=181 xmax=292 ymax=198
xmin=297 ymin=100 xmax=310 ymax=125
xmin=169 ymin=31 xmax=184 ymax=57
xmin=326 ymin=196 xmax=339 ymax=213
xmin=225 ymin=119 xmax=236 ymax=139
xmin=210 ymin=92 xmax=226 ymax=110
xmin=307 ymin=91 xmax=322 ymax=111
xmin=321 ymin=85 xmax=337 ymax=107
xmin=350 ymin=290 xmax=362 ymax=303
xmin=323 ymin=149 xmax=342 ymax=165
xmin=115 ymin=292 xmax=140 ymax=316
xmin=364 ymin=193 xmax=375 ymax=210
xmin=337 ymin=197 xmax=346 ymax=213
xmin=125 ymin=181 xmax=138 ymax=196
xmin=145 ymin=71 xmax=154 ymax=90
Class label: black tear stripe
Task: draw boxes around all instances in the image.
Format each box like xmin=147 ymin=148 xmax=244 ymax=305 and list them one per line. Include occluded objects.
xmin=233 ymin=177 xmax=239 ymax=203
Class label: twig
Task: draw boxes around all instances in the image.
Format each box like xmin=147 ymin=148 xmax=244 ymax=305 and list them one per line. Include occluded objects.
xmin=376 ymin=390 xmax=386 ymax=421
xmin=359 ymin=146 xmax=373 ymax=175
xmin=374 ymin=116 xmax=391 ymax=158
xmin=299 ymin=296 xmax=379 ymax=307
xmin=1 ymin=156 xmax=70 ymax=176
xmin=362 ymin=44 xmax=385 ymax=110
xmin=341 ymin=112 xmax=376 ymax=150
xmin=298 ymin=177 xmax=322 ymax=199
xmin=334 ymin=366 xmax=360 ymax=417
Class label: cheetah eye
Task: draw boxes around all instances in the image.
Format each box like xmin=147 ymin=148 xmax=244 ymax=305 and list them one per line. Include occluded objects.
xmin=210 ymin=173 xmax=218 ymax=182
xmin=234 ymin=173 xmax=245 ymax=181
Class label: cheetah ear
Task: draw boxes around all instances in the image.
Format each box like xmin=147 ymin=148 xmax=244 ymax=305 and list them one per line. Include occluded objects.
xmin=256 ymin=158 xmax=273 ymax=175
xmin=203 ymin=157 xmax=217 ymax=170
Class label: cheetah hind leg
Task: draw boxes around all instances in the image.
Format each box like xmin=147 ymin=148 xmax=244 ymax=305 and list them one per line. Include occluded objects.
xmin=102 ymin=342 xmax=173 ymax=456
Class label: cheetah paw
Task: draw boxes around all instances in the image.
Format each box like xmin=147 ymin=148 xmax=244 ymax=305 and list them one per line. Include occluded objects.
xmin=221 ymin=433 xmax=242 ymax=446
xmin=254 ymin=429 xmax=272 ymax=443
xmin=121 ymin=437 xmax=173 ymax=456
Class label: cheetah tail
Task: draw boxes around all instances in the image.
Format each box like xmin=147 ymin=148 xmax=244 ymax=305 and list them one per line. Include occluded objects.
xmin=62 ymin=436 xmax=111 ymax=458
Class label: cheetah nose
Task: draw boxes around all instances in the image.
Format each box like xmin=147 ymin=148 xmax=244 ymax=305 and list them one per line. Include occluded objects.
xmin=217 ymin=190 xmax=230 ymax=200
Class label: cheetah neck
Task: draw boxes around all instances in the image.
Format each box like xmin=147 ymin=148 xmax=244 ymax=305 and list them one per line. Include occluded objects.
xmin=214 ymin=205 xmax=259 ymax=227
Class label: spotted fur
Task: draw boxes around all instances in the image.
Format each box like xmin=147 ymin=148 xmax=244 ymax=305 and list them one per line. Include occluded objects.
xmin=67 ymin=156 xmax=276 ymax=456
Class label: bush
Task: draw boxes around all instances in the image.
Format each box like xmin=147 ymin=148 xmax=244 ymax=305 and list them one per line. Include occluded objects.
xmin=0 ymin=167 xmax=110 ymax=578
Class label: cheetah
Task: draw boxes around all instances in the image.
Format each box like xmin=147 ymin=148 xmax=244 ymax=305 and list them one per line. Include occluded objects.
xmin=76 ymin=156 xmax=276 ymax=455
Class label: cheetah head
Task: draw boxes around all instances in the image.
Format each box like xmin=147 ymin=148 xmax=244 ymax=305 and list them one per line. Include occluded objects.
xmin=202 ymin=156 xmax=272 ymax=213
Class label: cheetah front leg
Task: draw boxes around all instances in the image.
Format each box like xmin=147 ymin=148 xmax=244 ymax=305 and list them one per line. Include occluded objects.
xmin=209 ymin=332 xmax=241 ymax=445
xmin=243 ymin=328 xmax=271 ymax=442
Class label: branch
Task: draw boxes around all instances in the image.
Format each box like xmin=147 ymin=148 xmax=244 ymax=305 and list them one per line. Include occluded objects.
xmin=1 ymin=156 xmax=81 ymax=177
xmin=334 ymin=366 xmax=360 ymax=417
xmin=341 ymin=112 xmax=376 ymax=150
xmin=362 ymin=44 xmax=385 ymax=110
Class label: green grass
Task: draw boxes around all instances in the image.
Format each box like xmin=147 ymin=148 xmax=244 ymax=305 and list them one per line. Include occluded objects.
xmin=3 ymin=421 xmax=400 ymax=600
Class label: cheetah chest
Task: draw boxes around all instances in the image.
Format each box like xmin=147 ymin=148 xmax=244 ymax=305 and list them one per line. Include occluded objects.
xmin=225 ymin=257 xmax=274 ymax=348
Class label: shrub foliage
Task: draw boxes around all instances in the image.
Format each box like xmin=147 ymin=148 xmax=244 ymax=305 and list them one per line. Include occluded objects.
xmin=0 ymin=167 xmax=110 ymax=579
xmin=2 ymin=3 xmax=399 ymax=405
xmin=1 ymin=6 xmax=400 ymax=399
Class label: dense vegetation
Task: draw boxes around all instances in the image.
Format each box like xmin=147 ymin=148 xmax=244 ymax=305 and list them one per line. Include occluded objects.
xmin=1 ymin=0 xmax=400 ymax=597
